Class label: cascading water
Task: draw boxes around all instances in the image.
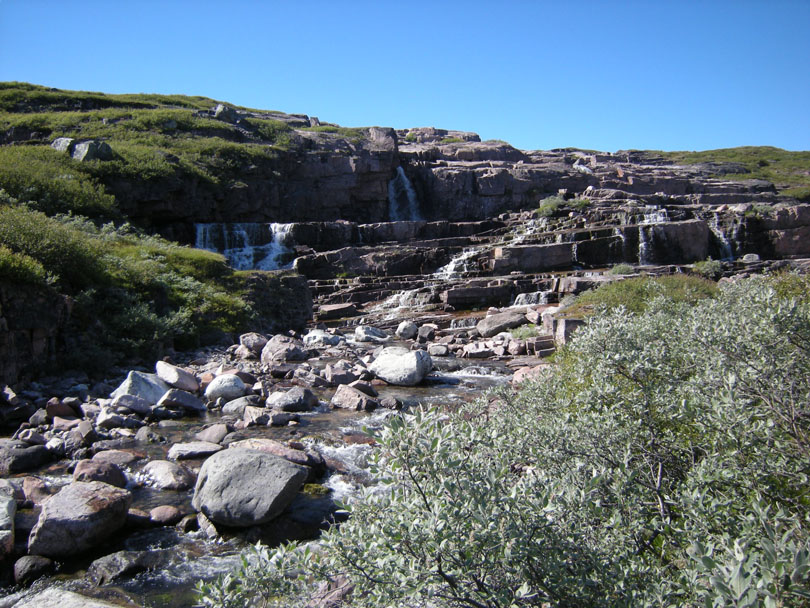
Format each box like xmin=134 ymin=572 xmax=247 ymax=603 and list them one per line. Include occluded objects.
xmin=512 ymin=291 xmax=551 ymax=306
xmin=195 ymin=223 xmax=294 ymax=270
xmin=433 ymin=248 xmax=479 ymax=279
xmin=708 ymin=214 xmax=734 ymax=260
xmin=638 ymin=225 xmax=654 ymax=265
xmin=388 ymin=166 xmax=423 ymax=221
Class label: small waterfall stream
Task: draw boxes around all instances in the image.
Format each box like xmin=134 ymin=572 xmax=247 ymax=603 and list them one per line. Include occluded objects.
xmin=195 ymin=223 xmax=294 ymax=270
xmin=388 ymin=167 xmax=423 ymax=221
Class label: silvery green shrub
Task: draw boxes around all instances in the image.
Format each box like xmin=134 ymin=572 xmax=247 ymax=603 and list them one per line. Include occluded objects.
xmin=200 ymin=276 xmax=809 ymax=607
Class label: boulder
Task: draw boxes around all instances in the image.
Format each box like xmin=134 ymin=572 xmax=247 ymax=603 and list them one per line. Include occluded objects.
xmin=15 ymin=588 xmax=132 ymax=607
xmin=92 ymin=449 xmax=143 ymax=467
xmin=142 ymin=460 xmax=196 ymax=490
xmin=476 ymin=311 xmax=528 ymax=338
xmin=369 ymin=347 xmax=433 ymax=386
xmin=261 ymin=334 xmax=309 ymax=363
xmin=27 ymin=481 xmax=132 ymax=558
xmin=96 ymin=408 xmax=144 ymax=430
xmin=155 ymin=361 xmax=199 ymax=392
xmin=14 ymin=555 xmax=54 ymax=586
xmin=330 ymin=384 xmax=379 ymax=411
xmin=204 ymin=374 xmax=247 ymax=402
xmin=395 ymin=320 xmax=418 ymax=339
xmin=221 ymin=395 xmax=261 ymax=416
xmin=51 ymin=137 xmax=74 ymax=153
xmin=111 ymin=371 xmax=171 ymax=405
xmin=150 ymin=505 xmax=184 ymax=526
xmin=167 ymin=441 xmax=223 ymax=460
xmin=228 ymin=438 xmax=325 ymax=472
xmin=111 ymin=393 xmax=152 ymax=417
xmin=0 ymin=491 xmax=15 ymax=559
xmin=156 ymin=388 xmax=207 ymax=414
xmin=195 ymin=423 xmax=230 ymax=444
xmin=0 ymin=445 xmax=52 ymax=475
xmin=303 ymin=329 xmax=343 ymax=348
xmin=266 ymin=387 xmax=319 ymax=412
xmin=72 ymin=459 xmax=128 ymax=488
xmin=323 ymin=362 xmax=358 ymax=385
xmin=71 ymin=139 xmax=113 ymax=162
xmin=239 ymin=332 xmax=269 ymax=354
xmin=192 ymin=448 xmax=308 ymax=527
xmin=87 ymin=549 xmax=167 ymax=586
xmin=354 ymin=325 xmax=389 ymax=343
xmin=316 ymin=302 xmax=359 ymax=320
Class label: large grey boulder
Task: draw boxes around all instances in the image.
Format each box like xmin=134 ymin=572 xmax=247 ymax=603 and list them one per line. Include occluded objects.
xmin=303 ymin=329 xmax=343 ymax=348
xmin=15 ymin=588 xmax=126 ymax=608
xmin=222 ymin=395 xmax=261 ymax=416
xmin=395 ymin=320 xmax=418 ymax=340
xmin=476 ymin=311 xmax=528 ymax=338
xmin=111 ymin=371 xmax=171 ymax=405
xmin=168 ymin=441 xmax=223 ymax=460
xmin=261 ymin=335 xmax=309 ymax=363
xmin=192 ymin=448 xmax=308 ymax=527
xmin=266 ymin=387 xmax=319 ymax=412
xmin=71 ymin=139 xmax=113 ymax=162
xmin=240 ymin=332 xmax=269 ymax=354
xmin=330 ymin=384 xmax=379 ymax=411
xmin=142 ymin=460 xmax=196 ymax=490
xmin=204 ymin=374 xmax=247 ymax=402
xmin=156 ymin=388 xmax=206 ymax=414
xmin=87 ymin=549 xmax=168 ymax=585
xmin=28 ymin=481 xmax=131 ymax=558
xmin=155 ymin=361 xmax=199 ymax=392
xmin=0 ymin=491 xmax=15 ymax=559
xmin=354 ymin=325 xmax=389 ymax=343
xmin=0 ymin=445 xmax=52 ymax=475
xmin=369 ymin=347 xmax=433 ymax=386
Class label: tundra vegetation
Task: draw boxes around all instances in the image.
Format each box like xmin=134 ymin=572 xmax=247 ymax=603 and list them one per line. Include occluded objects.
xmin=200 ymin=275 xmax=810 ymax=607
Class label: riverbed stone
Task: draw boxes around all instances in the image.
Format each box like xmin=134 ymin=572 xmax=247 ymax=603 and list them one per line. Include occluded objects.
xmin=142 ymin=460 xmax=196 ymax=490
xmin=87 ymin=549 xmax=168 ymax=586
xmin=261 ymin=334 xmax=309 ymax=362
xmin=13 ymin=554 xmax=54 ymax=586
xmin=110 ymin=371 xmax=171 ymax=405
xmin=227 ymin=438 xmax=325 ymax=472
xmin=204 ymin=374 xmax=247 ymax=402
xmin=369 ymin=347 xmax=433 ymax=386
xmin=96 ymin=407 xmax=145 ymax=430
xmin=149 ymin=505 xmax=184 ymax=526
xmin=15 ymin=588 xmax=128 ymax=608
xmin=28 ymin=481 xmax=132 ymax=558
xmin=92 ymin=449 xmax=144 ymax=467
xmin=155 ymin=360 xmax=199 ymax=392
xmin=192 ymin=448 xmax=308 ymax=527
xmin=73 ymin=459 xmax=128 ymax=488
xmin=156 ymin=388 xmax=207 ymax=414
xmin=240 ymin=332 xmax=269 ymax=354
xmin=396 ymin=320 xmax=418 ymax=339
xmin=330 ymin=384 xmax=379 ymax=411
xmin=168 ymin=441 xmax=223 ymax=460
xmin=303 ymin=329 xmax=343 ymax=348
xmin=0 ymin=444 xmax=52 ymax=475
xmin=266 ymin=386 xmax=319 ymax=412
xmin=476 ymin=310 xmax=528 ymax=338
xmin=195 ymin=423 xmax=230 ymax=444
xmin=354 ymin=325 xmax=389 ymax=343
xmin=221 ymin=394 xmax=260 ymax=416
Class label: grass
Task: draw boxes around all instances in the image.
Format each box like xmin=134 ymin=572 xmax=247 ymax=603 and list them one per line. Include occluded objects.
xmin=608 ymin=263 xmax=635 ymax=275
xmin=655 ymin=146 xmax=810 ymax=194
xmin=561 ymin=274 xmax=718 ymax=317
xmin=510 ymin=324 xmax=539 ymax=340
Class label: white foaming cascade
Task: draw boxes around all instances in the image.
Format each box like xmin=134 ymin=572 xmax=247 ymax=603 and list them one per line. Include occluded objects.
xmin=640 ymin=206 xmax=668 ymax=225
xmin=433 ymin=248 xmax=478 ymax=279
xmin=638 ymin=225 xmax=654 ymax=265
xmin=512 ymin=291 xmax=551 ymax=306
xmin=709 ymin=215 xmax=734 ymax=260
xmin=388 ymin=166 xmax=423 ymax=221
xmin=195 ymin=222 xmax=294 ymax=270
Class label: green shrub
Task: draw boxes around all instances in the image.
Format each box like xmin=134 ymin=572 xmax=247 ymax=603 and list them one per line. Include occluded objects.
xmin=693 ymin=257 xmax=723 ymax=279
xmin=0 ymin=245 xmax=51 ymax=286
xmin=201 ymin=277 xmax=810 ymax=607
xmin=510 ymin=324 xmax=539 ymax=339
xmin=569 ymin=196 xmax=591 ymax=210
xmin=608 ymin=263 xmax=635 ymax=275
xmin=537 ymin=194 xmax=564 ymax=217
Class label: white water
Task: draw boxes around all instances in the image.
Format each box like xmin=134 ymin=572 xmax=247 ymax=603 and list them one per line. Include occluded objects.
xmin=433 ymin=248 xmax=479 ymax=279
xmin=388 ymin=166 xmax=422 ymax=221
xmin=708 ymin=215 xmax=734 ymax=260
xmin=638 ymin=225 xmax=654 ymax=265
xmin=640 ymin=206 xmax=669 ymax=225
xmin=513 ymin=290 xmax=551 ymax=306
xmin=195 ymin=222 xmax=294 ymax=270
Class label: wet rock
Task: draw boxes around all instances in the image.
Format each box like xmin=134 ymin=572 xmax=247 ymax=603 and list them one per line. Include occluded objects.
xmin=369 ymin=347 xmax=433 ymax=386
xmin=349 ymin=380 xmax=378 ymax=397
xmin=149 ymin=505 xmax=184 ymax=526
xmin=15 ymin=588 xmax=126 ymax=608
xmin=462 ymin=342 xmax=495 ymax=358
xmin=92 ymin=449 xmax=144 ymax=467
xmin=73 ymin=459 xmax=128 ymax=488
xmin=266 ymin=387 xmax=319 ymax=412
xmin=0 ymin=491 xmax=15 ymax=559
xmin=126 ymin=508 xmax=152 ymax=528
xmin=243 ymin=406 xmax=270 ymax=426
xmin=476 ymin=310 xmax=528 ymax=338
xmin=110 ymin=371 xmax=171 ymax=405
xmin=380 ymin=396 xmax=403 ymax=409
xmin=14 ymin=554 xmax=54 ymax=586
xmin=316 ymin=302 xmax=359 ymax=320
xmin=134 ymin=425 xmax=165 ymax=443
xmin=195 ymin=423 xmax=230 ymax=444
xmin=156 ymin=388 xmax=206 ymax=414
xmin=0 ymin=445 xmax=52 ymax=475
xmin=261 ymin=334 xmax=309 ymax=363
xmin=427 ymin=343 xmax=450 ymax=356
xmin=330 ymin=384 xmax=379 ymax=411
xmin=142 ymin=460 xmax=196 ymax=490
xmin=167 ymin=441 xmax=223 ymax=460
xmin=28 ymin=481 xmax=132 ymax=558
xmin=21 ymin=476 xmax=53 ymax=505
xmin=204 ymin=374 xmax=247 ymax=402
xmin=96 ymin=407 xmax=144 ymax=430
xmin=221 ymin=394 xmax=261 ymax=416
xmin=177 ymin=513 xmax=199 ymax=533
xmin=155 ymin=361 xmax=199 ymax=392
xmin=87 ymin=549 xmax=167 ymax=585
xmin=303 ymin=329 xmax=343 ymax=348
xmin=192 ymin=448 xmax=308 ymax=527
xmin=323 ymin=362 xmax=358 ymax=386
xmin=354 ymin=325 xmax=389 ymax=343
xmin=395 ymin=320 xmax=418 ymax=340
xmin=417 ymin=324 xmax=436 ymax=342
xmin=228 ymin=438 xmax=325 ymax=473
xmin=268 ymin=412 xmax=300 ymax=426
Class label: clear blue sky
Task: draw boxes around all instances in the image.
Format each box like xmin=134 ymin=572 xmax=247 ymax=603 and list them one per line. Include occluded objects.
xmin=2 ymin=0 xmax=808 ymax=152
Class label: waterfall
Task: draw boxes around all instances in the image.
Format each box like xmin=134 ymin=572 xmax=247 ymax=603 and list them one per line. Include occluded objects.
xmin=513 ymin=291 xmax=551 ymax=306
xmin=195 ymin=222 xmax=294 ymax=270
xmin=641 ymin=206 xmax=668 ymax=225
xmin=638 ymin=225 xmax=654 ymax=265
xmin=708 ymin=215 xmax=734 ymax=261
xmin=433 ymin=248 xmax=478 ymax=279
xmin=388 ymin=167 xmax=423 ymax=221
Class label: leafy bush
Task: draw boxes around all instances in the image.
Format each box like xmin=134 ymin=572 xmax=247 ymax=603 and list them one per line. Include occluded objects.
xmin=510 ymin=323 xmax=539 ymax=339
xmin=537 ymin=194 xmax=564 ymax=217
xmin=0 ymin=245 xmax=51 ymax=286
xmin=692 ymin=257 xmax=724 ymax=279
xmin=202 ymin=277 xmax=810 ymax=607
xmin=608 ymin=263 xmax=635 ymax=275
